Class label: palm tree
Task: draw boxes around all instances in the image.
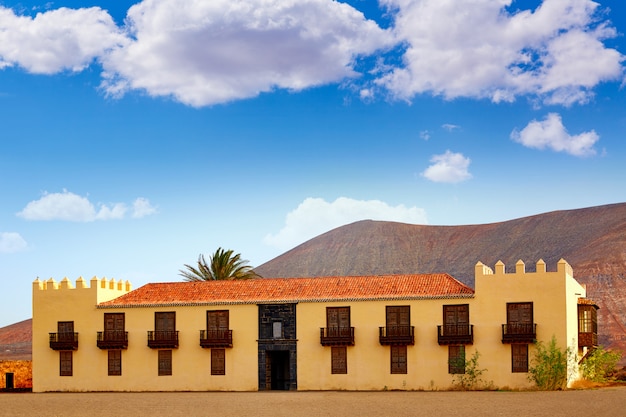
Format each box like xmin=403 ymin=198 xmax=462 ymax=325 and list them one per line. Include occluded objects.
xmin=179 ymin=247 xmax=261 ymax=281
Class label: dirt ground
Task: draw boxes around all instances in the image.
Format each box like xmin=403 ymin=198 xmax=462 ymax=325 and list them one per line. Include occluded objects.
xmin=1 ymin=387 xmax=626 ymax=417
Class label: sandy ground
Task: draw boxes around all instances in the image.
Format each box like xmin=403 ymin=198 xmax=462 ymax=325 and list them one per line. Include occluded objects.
xmin=1 ymin=387 xmax=626 ymax=417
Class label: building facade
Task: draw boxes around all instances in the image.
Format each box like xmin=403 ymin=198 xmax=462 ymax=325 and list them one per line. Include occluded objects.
xmin=32 ymin=258 xmax=598 ymax=392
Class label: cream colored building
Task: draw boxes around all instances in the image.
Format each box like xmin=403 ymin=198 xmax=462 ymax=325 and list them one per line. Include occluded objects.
xmin=32 ymin=258 xmax=598 ymax=392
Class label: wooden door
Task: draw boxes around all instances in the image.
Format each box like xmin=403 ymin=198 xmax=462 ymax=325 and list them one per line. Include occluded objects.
xmin=386 ymin=306 xmax=410 ymax=336
xmin=104 ymin=313 xmax=125 ymax=340
xmin=327 ymin=307 xmax=350 ymax=337
xmin=58 ymin=321 xmax=74 ymax=341
xmin=444 ymin=304 xmax=469 ymax=335
xmin=207 ymin=310 xmax=229 ymax=330
xmin=155 ymin=312 xmax=175 ymax=331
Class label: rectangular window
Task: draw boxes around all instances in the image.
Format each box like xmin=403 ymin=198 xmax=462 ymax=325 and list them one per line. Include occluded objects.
xmin=507 ymin=302 xmax=533 ymax=325
xmin=390 ymin=345 xmax=407 ymax=374
xmin=331 ymin=346 xmax=347 ymax=374
xmin=448 ymin=345 xmax=465 ymax=374
xmin=512 ymin=344 xmax=529 ymax=373
xmin=272 ymin=321 xmax=282 ymax=339
xmin=386 ymin=306 xmax=410 ymax=335
xmin=104 ymin=313 xmax=125 ymax=332
xmin=155 ymin=312 xmax=176 ymax=332
xmin=211 ymin=348 xmax=226 ymax=375
xmin=207 ymin=310 xmax=229 ymax=330
xmin=443 ymin=304 xmax=469 ymax=333
xmin=60 ymin=351 xmax=73 ymax=376
xmin=578 ymin=306 xmax=597 ymax=333
xmin=103 ymin=313 xmax=125 ymax=343
xmin=58 ymin=321 xmax=74 ymax=337
xmin=327 ymin=307 xmax=351 ymax=338
xmin=108 ymin=350 xmax=122 ymax=376
xmin=158 ymin=350 xmax=172 ymax=376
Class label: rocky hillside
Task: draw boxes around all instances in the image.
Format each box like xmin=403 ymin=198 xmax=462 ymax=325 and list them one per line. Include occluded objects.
xmin=0 ymin=319 xmax=32 ymax=361
xmin=256 ymin=203 xmax=626 ymax=354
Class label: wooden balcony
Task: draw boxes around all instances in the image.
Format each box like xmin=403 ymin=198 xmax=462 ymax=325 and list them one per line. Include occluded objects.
xmin=437 ymin=324 xmax=474 ymax=345
xmin=97 ymin=330 xmax=128 ymax=349
xmin=199 ymin=329 xmax=233 ymax=348
xmin=502 ymin=323 xmax=536 ymax=343
xmin=579 ymin=331 xmax=598 ymax=348
xmin=379 ymin=326 xmax=415 ymax=345
xmin=320 ymin=327 xmax=354 ymax=346
xmin=147 ymin=331 xmax=179 ymax=349
xmin=49 ymin=332 xmax=79 ymax=350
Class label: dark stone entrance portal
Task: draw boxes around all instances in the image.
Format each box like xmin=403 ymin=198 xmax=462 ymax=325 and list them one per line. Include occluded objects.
xmin=258 ymin=304 xmax=297 ymax=390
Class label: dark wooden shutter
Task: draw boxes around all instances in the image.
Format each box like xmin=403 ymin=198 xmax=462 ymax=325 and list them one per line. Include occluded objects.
xmin=327 ymin=307 xmax=350 ymax=337
xmin=448 ymin=345 xmax=465 ymax=374
xmin=387 ymin=306 xmax=410 ymax=336
xmin=108 ymin=350 xmax=122 ymax=376
xmin=60 ymin=351 xmax=72 ymax=376
xmin=58 ymin=321 xmax=74 ymax=333
xmin=107 ymin=313 xmax=125 ymax=330
xmin=508 ymin=303 xmax=532 ymax=324
xmin=331 ymin=346 xmax=347 ymax=374
xmin=208 ymin=311 xmax=229 ymax=330
xmin=390 ymin=345 xmax=407 ymax=374
xmin=158 ymin=350 xmax=172 ymax=376
xmin=511 ymin=344 xmax=529 ymax=372
xmin=211 ymin=349 xmax=226 ymax=375
xmin=156 ymin=312 xmax=176 ymax=332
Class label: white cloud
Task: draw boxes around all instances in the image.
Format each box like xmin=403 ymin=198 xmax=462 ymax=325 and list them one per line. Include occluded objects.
xmin=1 ymin=1 xmax=622 ymax=107
xmin=16 ymin=190 xmax=157 ymax=222
xmin=419 ymin=130 xmax=430 ymax=141
xmin=511 ymin=113 xmax=599 ymax=157
xmin=442 ymin=123 xmax=460 ymax=132
xmin=421 ymin=150 xmax=472 ymax=183
xmin=0 ymin=232 xmax=27 ymax=253
xmin=377 ymin=0 xmax=624 ymax=105
xmin=100 ymin=0 xmax=394 ymax=106
xmin=132 ymin=197 xmax=158 ymax=218
xmin=264 ymin=197 xmax=427 ymax=250
xmin=0 ymin=6 xmax=126 ymax=73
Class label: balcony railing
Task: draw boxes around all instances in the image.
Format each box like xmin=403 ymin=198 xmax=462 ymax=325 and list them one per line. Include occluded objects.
xmin=147 ymin=330 xmax=179 ymax=349
xmin=320 ymin=327 xmax=355 ymax=346
xmin=579 ymin=331 xmax=598 ymax=348
xmin=199 ymin=329 xmax=233 ymax=348
xmin=49 ymin=332 xmax=79 ymax=350
xmin=379 ymin=326 xmax=415 ymax=345
xmin=97 ymin=330 xmax=128 ymax=349
xmin=437 ymin=324 xmax=474 ymax=345
xmin=502 ymin=323 xmax=537 ymax=343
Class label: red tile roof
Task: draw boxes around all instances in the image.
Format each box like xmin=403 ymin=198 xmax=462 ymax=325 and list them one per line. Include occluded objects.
xmin=578 ymin=297 xmax=600 ymax=308
xmin=98 ymin=274 xmax=474 ymax=308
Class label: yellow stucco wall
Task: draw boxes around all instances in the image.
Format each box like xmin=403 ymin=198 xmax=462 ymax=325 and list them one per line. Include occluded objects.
xmin=33 ymin=259 xmax=588 ymax=392
xmin=297 ymin=299 xmax=466 ymax=391
xmin=33 ymin=277 xmax=259 ymax=392
xmin=473 ymin=259 xmax=585 ymax=388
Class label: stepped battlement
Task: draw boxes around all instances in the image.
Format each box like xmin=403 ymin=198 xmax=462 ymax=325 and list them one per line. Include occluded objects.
xmin=33 ymin=277 xmax=132 ymax=292
xmin=475 ymin=258 xmax=573 ymax=278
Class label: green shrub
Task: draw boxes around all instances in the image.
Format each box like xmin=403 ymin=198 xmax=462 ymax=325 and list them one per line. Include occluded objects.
xmin=528 ymin=336 xmax=575 ymax=390
xmin=580 ymin=346 xmax=622 ymax=383
xmin=452 ymin=350 xmax=492 ymax=390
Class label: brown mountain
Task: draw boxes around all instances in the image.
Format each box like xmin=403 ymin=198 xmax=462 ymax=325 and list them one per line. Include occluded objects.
xmin=256 ymin=203 xmax=626 ymax=354
xmin=0 ymin=319 xmax=32 ymax=361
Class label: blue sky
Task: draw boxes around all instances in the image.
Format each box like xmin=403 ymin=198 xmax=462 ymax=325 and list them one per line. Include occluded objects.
xmin=1 ymin=0 xmax=625 ymax=326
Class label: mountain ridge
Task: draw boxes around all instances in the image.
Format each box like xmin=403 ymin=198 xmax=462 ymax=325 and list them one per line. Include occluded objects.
xmin=255 ymin=202 xmax=626 ymax=353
